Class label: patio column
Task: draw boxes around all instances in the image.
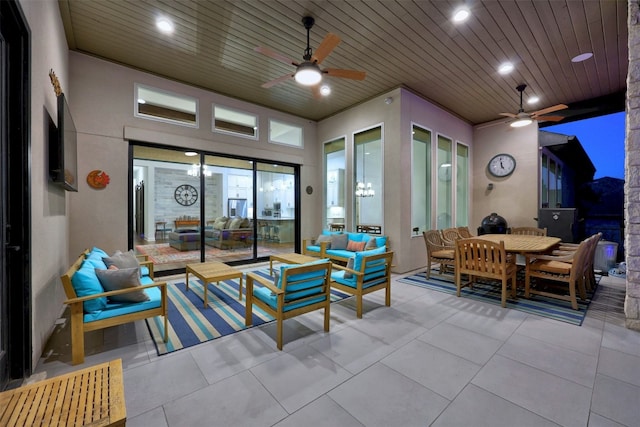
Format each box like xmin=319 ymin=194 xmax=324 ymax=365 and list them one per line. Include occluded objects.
xmin=625 ymin=0 xmax=640 ymax=330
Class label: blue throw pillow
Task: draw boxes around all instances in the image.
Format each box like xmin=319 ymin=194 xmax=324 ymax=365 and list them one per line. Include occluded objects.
xmin=71 ymin=260 xmax=107 ymax=313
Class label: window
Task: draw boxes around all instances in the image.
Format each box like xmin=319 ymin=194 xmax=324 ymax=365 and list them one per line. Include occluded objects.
xmin=269 ymin=119 xmax=303 ymax=147
xmin=354 ymin=125 xmax=383 ymax=231
xmin=456 ymin=143 xmax=469 ymax=226
xmin=135 ymin=84 xmax=198 ymax=127
xmin=436 ymin=135 xmax=453 ymax=228
xmin=411 ymin=124 xmax=432 ymax=235
xmin=540 ymin=150 xmax=564 ymax=208
xmin=213 ymin=105 xmax=257 ymax=139
xmin=324 ymin=138 xmax=346 ymax=229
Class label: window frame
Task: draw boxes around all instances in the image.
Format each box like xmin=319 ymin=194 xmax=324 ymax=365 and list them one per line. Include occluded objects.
xmin=134 ymin=83 xmax=199 ymax=128
xmin=212 ymin=104 xmax=258 ymax=140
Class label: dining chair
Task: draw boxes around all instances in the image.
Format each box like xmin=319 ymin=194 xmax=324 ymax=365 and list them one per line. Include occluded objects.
xmin=509 ymin=226 xmax=547 ymax=236
xmin=457 ymin=226 xmax=474 ymax=238
xmin=454 ymin=238 xmax=517 ymax=307
xmin=440 ymin=227 xmax=462 ymax=246
xmin=524 ymin=236 xmax=591 ymax=310
xmin=551 ymin=232 xmax=602 ymax=292
xmin=423 ymin=230 xmax=455 ymax=278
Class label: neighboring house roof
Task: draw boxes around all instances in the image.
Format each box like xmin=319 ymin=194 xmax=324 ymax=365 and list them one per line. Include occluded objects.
xmin=539 ymin=130 xmax=596 ymax=183
xmin=579 ymin=177 xmax=625 ymax=217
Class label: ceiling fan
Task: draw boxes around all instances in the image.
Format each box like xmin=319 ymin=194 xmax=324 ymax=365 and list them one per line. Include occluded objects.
xmin=255 ymin=16 xmax=366 ymax=93
xmin=499 ymin=84 xmax=568 ymax=127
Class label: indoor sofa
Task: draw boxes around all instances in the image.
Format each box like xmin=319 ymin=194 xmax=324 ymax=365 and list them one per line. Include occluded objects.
xmin=303 ymin=230 xmax=388 ymax=263
xmin=204 ymin=216 xmax=253 ymax=249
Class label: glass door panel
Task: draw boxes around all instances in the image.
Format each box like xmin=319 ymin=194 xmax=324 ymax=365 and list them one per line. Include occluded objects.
xmin=204 ymin=155 xmax=254 ymax=264
xmin=324 ymin=138 xmax=346 ymax=230
xmin=354 ymin=126 xmax=383 ymax=233
xmin=133 ymin=145 xmax=204 ymax=272
xmin=256 ymin=163 xmax=296 ymax=257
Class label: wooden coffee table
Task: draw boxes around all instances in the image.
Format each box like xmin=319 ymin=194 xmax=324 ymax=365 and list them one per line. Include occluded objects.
xmin=186 ymin=261 xmax=243 ymax=307
xmin=269 ymin=253 xmax=319 ymax=275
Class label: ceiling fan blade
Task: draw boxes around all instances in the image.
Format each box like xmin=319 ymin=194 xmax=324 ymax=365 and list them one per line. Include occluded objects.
xmin=324 ymin=68 xmax=366 ymax=80
xmin=531 ymin=104 xmax=568 ymax=117
xmin=311 ymin=33 xmax=341 ymax=64
xmin=261 ymin=73 xmax=293 ymax=88
xmin=254 ymin=46 xmax=298 ymax=67
xmin=498 ymin=112 xmax=518 ymax=118
xmin=536 ymin=115 xmax=565 ymax=123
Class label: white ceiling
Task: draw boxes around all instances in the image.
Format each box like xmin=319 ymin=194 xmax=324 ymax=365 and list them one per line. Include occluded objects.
xmin=58 ymin=0 xmax=627 ymax=125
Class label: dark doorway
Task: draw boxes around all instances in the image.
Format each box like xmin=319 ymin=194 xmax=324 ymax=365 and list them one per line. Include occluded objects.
xmin=0 ymin=0 xmax=32 ymax=389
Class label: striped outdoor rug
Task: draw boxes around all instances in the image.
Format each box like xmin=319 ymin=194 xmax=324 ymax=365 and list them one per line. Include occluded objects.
xmin=398 ymin=270 xmax=595 ymax=326
xmin=146 ymin=268 xmax=350 ymax=355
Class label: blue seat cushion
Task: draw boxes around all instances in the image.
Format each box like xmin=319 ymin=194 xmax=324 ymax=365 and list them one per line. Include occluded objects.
xmin=332 ymin=266 xmax=387 ymax=289
xmin=140 ymin=275 xmax=154 ymax=285
xmin=71 ymin=260 xmax=108 ymax=313
xmin=325 ymin=249 xmax=354 ymax=259
xmin=140 ymin=266 xmax=150 ymax=277
xmin=253 ymin=287 xmax=327 ymax=311
xmin=83 ymin=286 xmax=162 ymax=323
xmin=305 ymin=245 xmax=321 ymax=253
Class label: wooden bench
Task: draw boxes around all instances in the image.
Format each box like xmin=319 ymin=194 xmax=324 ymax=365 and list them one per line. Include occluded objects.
xmin=61 ymin=249 xmax=168 ymax=365
xmin=0 ymin=359 xmax=126 ymax=426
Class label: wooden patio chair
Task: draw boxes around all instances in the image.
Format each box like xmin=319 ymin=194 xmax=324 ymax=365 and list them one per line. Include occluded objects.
xmin=509 ymin=226 xmax=547 ymax=236
xmin=423 ymin=230 xmax=455 ymax=278
xmin=245 ymin=260 xmax=332 ymax=350
xmin=330 ymin=250 xmax=394 ymax=318
xmin=454 ymin=238 xmax=517 ymax=308
xmin=551 ymin=232 xmax=602 ymax=292
xmin=457 ymin=226 xmax=474 ymax=238
xmin=440 ymin=227 xmax=462 ymax=246
xmin=524 ymin=236 xmax=591 ymax=310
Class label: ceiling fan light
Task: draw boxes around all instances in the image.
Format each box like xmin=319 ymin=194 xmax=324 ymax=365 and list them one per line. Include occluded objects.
xmin=295 ymin=62 xmax=322 ymax=85
xmin=510 ymin=118 xmax=533 ymax=128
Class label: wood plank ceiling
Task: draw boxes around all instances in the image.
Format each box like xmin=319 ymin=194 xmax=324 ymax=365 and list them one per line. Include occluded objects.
xmin=58 ymin=0 xmax=627 ymax=125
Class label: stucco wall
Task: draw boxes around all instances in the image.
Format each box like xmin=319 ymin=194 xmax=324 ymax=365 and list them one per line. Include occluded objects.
xmin=472 ymin=120 xmax=540 ymax=231
xmin=20 ymin=0 xmax=73 ymax=370
xmin=68 ymin=52 xmax=320 ymax=258
xmin=317 ymin=87 xmax=474 ymax=273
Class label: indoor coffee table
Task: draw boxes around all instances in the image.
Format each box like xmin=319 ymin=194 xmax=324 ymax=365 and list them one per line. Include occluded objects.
xmin=269 ymin=253 xmax=319 ymax=275
xmin=185 ymin=261 xmax=244 ymax=307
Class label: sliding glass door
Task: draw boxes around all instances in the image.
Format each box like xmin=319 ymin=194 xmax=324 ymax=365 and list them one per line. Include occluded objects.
xmin=132 ymin=145 xmax=298 ymax=273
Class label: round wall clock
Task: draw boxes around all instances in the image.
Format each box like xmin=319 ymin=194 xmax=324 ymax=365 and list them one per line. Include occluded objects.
xmin=488 ymin=153 xmax=516 ymax=177
xmin=174 ymin=184 xmax=198 ymax=206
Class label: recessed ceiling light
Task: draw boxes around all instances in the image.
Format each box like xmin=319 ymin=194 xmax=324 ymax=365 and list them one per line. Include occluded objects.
xmin=527 ymin=96 xmax=539 ymax=104
xmin=453 ymin=7 xmax=470 ymax=23
xmin=320 ymin=85 xmax=331 ymax=96
xmin=156 ymin=17 xmax=174 ymax=34
xmin=137 ymin=98 xmax=146 ymax=104
xmin=572 ymin=52 xmax=593 ymax=63
xmin=185 ymin=151 xmax=197 ymax=157
xmin=498 ymin=62 xmax=514 ymax=75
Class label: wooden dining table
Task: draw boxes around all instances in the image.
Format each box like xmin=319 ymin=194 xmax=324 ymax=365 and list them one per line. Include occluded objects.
xmin=478 ymin=233 xmax=561 ymax=253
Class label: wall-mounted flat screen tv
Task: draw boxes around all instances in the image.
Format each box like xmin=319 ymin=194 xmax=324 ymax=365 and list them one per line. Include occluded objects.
xmin=49 ymin=93 xmax=78 ymax=191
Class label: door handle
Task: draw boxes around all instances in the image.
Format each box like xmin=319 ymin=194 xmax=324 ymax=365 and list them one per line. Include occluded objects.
xmin=6 ymin=245 xmax=20 ymax=252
